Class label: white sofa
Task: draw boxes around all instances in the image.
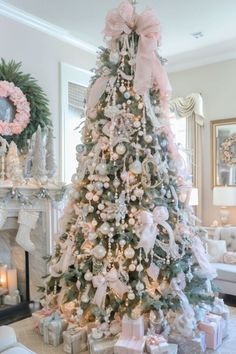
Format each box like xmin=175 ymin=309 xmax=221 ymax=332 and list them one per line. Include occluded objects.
xmin=208 ymin=227 xmax=236 ymax=296
xmin=0 ymin=326 xmax=35 ymax=354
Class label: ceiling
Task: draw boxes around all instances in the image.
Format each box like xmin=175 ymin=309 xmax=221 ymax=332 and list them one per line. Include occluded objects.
xmin=2 ymin=0 xmax=236 ymax=71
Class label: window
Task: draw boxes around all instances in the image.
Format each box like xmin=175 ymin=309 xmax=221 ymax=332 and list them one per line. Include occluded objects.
xmin=60 ymin=63 xmax=92 ymax=183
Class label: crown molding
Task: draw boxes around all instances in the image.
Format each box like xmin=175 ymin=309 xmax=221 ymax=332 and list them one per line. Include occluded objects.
xmin=167 ymin=39 xmax=236 ymax=73
xmin=0 ymin=0 xmax=97 ymax=55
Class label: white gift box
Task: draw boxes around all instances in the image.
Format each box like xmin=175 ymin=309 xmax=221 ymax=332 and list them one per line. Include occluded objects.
xmin=169 ymin=332 xmax=206 ymax=354
xmin=146 ymin=335 xmax=169 ymax=354
xmin=88 ymin=334 xmax=118 ymax=354
xmin=114 ymin=336 xmax=146 ymax=354
xmin=43 ymin=313 xmax=68 ymax=347
xmin=121 ymin=315 xmax=144 ymax=339
xmin=63 ymin=326 xmax=88 ymax=353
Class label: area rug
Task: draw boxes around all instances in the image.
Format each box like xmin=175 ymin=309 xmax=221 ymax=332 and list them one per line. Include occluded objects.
xmin=10 ymin=307 xmax=236 ymax=354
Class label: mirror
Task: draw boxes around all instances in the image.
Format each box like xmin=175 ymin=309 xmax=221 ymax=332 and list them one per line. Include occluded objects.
xmin=0 ymin=97 xmax=16 ymax=123
xmin=211 ymin=118 xmax=236 ymax=186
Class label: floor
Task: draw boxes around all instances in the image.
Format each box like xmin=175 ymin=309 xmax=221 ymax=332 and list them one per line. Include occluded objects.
xmin=10 ymin=307 xmax=236 ymax=354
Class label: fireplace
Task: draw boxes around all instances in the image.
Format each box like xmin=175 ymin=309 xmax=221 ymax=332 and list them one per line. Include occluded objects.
xmin=0 ymin=186 xmax=64 ymax=325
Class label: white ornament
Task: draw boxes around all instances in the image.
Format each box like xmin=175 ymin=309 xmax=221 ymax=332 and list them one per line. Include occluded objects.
xmin=84 ymin=271 xmax=93 ymax=281
xmin=136 ymin=281 xmax=145 ymax=291
xmin=144 ymin=135 xmax=153 ymax=144
xmin=95 ymin=181 xmax=103 ymax=190
xmin=133 ymin=121 xmax=141 ymax=128
xmin=129 ymin=159 xmax=142 ymax=174
xmin=93 ymin=194 xmax=99 ymax=202
xmin=88 ymin=232 xmax=97 ymax=241
xmin=98 ymin=203 xmax=105 ymax=210
xmin=131 ymin=195 xmax=137 ymax=201
xmin=92 ymin=244 xmax=106 ymax=259
xmin=136 ymin=264 xmax=144 ymax=272
xmin=129 ymin=263 xmax=136 ymax=271
xmin=81 ymin=294 xmax=89 ymax=303
xmin=96 ymin=161 xmax=107 ymax=176
xmin=128 ymin=218 xmax=135 ymax=226
xmin=104 ymin=182 xmax=110 ymax=189
xmin=116 ymin=143 xmax=126 ymax=155
xmin=87 ymin=184 xmax=94 ymax=191
xmin=128 ymin=292 xmax=135 ymax=300
xmin=109 ymin=51 xmax=120 ymax=64
xmin=76 ymin=280 xmax=81 ymax=290
xmin=88 ymin=205 xmax=94 ymax=213
xmin=124 ymin=246 xmax=135 ymax=259
xmin=100 ymin=222 xmax=110 ymax=235
xmin=134 ymin=188 xmax=144 ymax=198
xmin=85 ymin=192 xmax=94 ymax=201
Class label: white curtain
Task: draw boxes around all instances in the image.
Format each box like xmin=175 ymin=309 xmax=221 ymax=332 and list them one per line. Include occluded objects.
xmin=170 ymin=93 xmax=204 ymax=219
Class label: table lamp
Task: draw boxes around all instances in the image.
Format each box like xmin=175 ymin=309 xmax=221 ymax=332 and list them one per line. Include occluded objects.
xmin=189 ymin=187 xmax=199 ymax=206
xmin=213 ymin=186 xmax=236 ymax=226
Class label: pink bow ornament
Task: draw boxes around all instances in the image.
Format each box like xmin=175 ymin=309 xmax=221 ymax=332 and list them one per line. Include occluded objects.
xmin=136 ymin=206 xmax=179 ymax=259
xmin=92 ymin=268 xmax=128 ymax=308
xmin=104 ymin=1 xmax=172 ymax=108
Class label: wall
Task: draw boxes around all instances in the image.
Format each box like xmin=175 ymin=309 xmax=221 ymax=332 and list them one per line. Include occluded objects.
xmin=169 ymin=59 xmax=236 ymax=226
xmin=0 ymin=14 xmax=96 ymax=177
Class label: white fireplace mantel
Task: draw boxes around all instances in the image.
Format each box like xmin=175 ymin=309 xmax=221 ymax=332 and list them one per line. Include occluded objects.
xmin=0 ymin=185 xmax=65 ymax=256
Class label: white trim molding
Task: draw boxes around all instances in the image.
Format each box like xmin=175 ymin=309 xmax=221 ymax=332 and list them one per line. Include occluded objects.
xmin=0 ymin=0 xmax=97 ymax=55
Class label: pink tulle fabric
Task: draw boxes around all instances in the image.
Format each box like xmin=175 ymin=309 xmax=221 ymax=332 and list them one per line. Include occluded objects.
xmin=88 ymin=1 xmax=172 ymax=111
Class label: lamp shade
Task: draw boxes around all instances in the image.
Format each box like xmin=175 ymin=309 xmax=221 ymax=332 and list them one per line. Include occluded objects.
xmin=189 ymin=188 xmax=199 ymax=206
xmin=213 ymin=186 xmax=236 ymax=206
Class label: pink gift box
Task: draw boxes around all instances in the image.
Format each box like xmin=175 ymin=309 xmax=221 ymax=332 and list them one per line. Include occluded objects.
xmin=210 ymin=310 xmax=229 ymax=338
xmin=121 ymin=315 xmax=144 ymax=339
xmin=168 ymin=332 xmax=206 ymax=354
xmin=32 ymin=309 xmax=54 ymax=334
xmin=198 ymin=314 xmax=223 ymax=350
xmin=114 ymin=336 xmax=146 ymax=354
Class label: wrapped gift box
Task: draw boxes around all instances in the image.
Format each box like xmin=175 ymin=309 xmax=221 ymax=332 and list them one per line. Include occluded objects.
xmin=63 ymin=326 xmax=88 ymax=353
xmin=198 ymin=314 xmax=223 ymax=350
xmin=43 ymin=312 xmax=68 ymax=347
xmin=168 ymin=332 xmax=206 ymax=354
xmin=88 ymin=334 xmax=118 ymax=354
xmin=145 ymin=335 xmax=169 ymax=353
xmin=114 ymin=336 xmax=146 ymax=354
xmin=32 ymin=309 xmax=54 ymax=334
xmin=210 ymin=298 xmax=229 ymax=338
xmin=121 ymin=315 xmax=144 ymax=339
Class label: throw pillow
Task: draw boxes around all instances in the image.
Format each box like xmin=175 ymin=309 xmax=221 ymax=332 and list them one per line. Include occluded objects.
xmin=206 ymin=239 xmax=227 ymax=263
xmin=223 ymin=251 xmax=236 ymax=264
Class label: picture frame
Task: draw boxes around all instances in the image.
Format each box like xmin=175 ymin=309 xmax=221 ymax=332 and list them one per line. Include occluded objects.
xmin=211 ymin=118 xmax=236 ymax=187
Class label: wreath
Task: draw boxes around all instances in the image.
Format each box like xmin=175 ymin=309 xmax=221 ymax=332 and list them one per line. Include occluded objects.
xmin=220 ymin=133 xmax=236 ymax=165
xmin=0 ymin=59 xmax=51 ymax=150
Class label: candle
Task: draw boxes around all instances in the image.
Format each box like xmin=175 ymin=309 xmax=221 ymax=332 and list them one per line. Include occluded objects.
xmin=0 ymin=264 xmax=8 ymax=289
xmin=7 ymin=269 xmax=17 ymax=295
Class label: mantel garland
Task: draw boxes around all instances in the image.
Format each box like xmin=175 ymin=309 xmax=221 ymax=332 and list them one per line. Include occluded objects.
xmin=0 ymin=59 xmax=51 ymax=150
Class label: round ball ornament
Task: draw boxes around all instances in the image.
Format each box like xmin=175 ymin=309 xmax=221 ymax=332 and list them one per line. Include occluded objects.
xmin=124 ymin=91 xmax=131 ymax=99
xmin=96 ymin=162 xmax=107 ymax=176
xmin=100 ymin=222 xmax=110 ymax=235
xmin=128 ymin=291 xmax=135 ymax=300
xmin=81 ymin=294 xmax=89 ymax=303
xmin=84 ymin=271 xmax=93 ymax=281
xmin=144 ymin=135 xmax=153 ymax=144
xmin=109 ymin=51 xmax=120 ymax=64
xmin=124 ymin=245 xmax=135 ymax=259
xmin=85 ymin=192 xmax=94 ymax=201
xmin=92 ymin=244 xmax=107 ymax=259
xmin=129 ymin=263 xmax=136 ymax=271
xmin=116 ymin=143 xmax=126 ymax=155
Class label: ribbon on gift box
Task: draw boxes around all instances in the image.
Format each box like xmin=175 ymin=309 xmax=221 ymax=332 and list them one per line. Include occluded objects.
xmin=92 ymin=267 xmax=129 ymax=308
xmin=146 ymin=335 xmax=166 ymax=345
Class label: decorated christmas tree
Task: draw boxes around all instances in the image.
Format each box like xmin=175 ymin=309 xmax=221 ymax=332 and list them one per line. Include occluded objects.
xmin=43 ymin=0 xmax=220 ymax=346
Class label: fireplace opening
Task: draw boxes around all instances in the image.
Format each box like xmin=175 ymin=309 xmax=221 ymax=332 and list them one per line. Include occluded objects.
xmin=0 ymin=230 xmax=31 ymax=325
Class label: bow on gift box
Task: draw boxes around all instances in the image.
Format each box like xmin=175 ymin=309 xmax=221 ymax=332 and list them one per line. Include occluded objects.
xmin=92 ymin=267 xmax=129 ymax=308
xmin=136 ymin=206 xmax=179 ymax=259
xmin=87 ymin=1 xmax=171 ymax=112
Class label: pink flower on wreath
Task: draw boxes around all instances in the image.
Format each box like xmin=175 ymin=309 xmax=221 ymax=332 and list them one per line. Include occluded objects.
xmin=0 ymin=80 xmax=30 ymax=136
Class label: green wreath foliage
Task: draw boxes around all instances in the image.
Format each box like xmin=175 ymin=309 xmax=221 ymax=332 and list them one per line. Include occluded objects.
xmin=0 ymin=59 xmax=51 ymax=151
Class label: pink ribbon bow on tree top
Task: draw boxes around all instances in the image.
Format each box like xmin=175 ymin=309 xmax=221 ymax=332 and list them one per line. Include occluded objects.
xmin=104 ymin=1 xmax=172 ymax=110
xmin=136 ymin=206 xmax=179 ymax=259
